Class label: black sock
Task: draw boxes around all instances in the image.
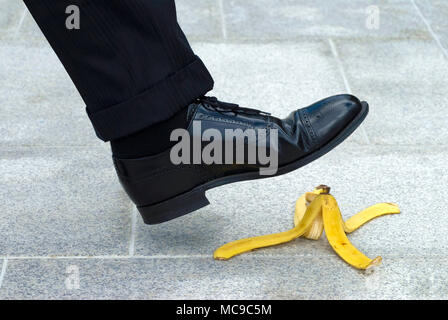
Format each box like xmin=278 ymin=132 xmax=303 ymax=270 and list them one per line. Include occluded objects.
xmin=111 ymin=107 xmax=190 ymax=159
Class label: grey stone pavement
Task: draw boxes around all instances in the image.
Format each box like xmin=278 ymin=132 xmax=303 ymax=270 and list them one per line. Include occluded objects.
xmin=1 ymin=0 xmax=448 ymax=299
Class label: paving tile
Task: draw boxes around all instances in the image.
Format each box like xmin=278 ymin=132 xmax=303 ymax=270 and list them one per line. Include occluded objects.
xmin=0 ymin=115 xmax=98 ymax=147
xmin=1 ymin=255 xmax=447 ymax=299
xmin=0 ymin=45 xmax=106 ymax=146
xmin=176 ymin=0 xmax=223 ymax=40
xmin=16 ymin=9 xmax=42 ymax=39
xmin=134 ymin=145 xmax=448 ymax=257
xmin=193 ymin=41 xmax=367 ymax=144
xmin=334 ymin=38 xmax=448 ymax=145
xmin=0 ymin=147 xmax=132 ymax=256
xmin=223 ymin=0 xmax=430 ymax=40
xmin=0 ymin=7 xmax=47 ymax=47
xmin=415 ymin=0 xmax=448 ymax=51
xmin=0 ymin=0 xmax=25 ymax=40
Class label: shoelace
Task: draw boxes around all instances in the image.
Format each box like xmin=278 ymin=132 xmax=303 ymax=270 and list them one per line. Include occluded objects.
xmin=198 ymin=96 xmax=271 ymax=116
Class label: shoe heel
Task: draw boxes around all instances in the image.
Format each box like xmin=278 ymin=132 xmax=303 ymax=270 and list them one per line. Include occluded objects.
xmin=137 ymin=190 xmax=210 ymax=225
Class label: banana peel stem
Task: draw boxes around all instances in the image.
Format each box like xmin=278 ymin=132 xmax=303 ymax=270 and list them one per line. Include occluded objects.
xmin=366 ymin=256 xmax=383 ymax=270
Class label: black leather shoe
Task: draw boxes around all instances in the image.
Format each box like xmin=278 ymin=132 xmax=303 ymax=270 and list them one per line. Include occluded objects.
xmin=113 ymin=94 xmax=368 ymax=224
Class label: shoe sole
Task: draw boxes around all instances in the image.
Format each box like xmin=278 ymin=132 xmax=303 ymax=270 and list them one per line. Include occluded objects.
xmin=139 ymin=101 xmax=369 ymax=224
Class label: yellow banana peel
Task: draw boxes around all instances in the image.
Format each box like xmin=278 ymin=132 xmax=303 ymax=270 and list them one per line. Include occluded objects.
xmin=214 ymin=185 xmax=400 ymax=270
xmin=343 ymin=202 xmax=400 ymax=233
xmin=213 ymin=195 xmax=325 ymax=260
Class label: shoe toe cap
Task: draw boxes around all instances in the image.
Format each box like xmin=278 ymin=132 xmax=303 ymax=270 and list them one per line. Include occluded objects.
xmin=304 ymin=94 xmax=363 ymax=146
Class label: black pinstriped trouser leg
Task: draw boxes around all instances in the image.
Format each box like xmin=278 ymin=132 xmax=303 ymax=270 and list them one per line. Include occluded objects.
xmin=23 ymin=0 xmax=214 ymax=141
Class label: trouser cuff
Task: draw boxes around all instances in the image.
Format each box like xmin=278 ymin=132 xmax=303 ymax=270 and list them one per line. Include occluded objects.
xmin=87 ymin=56 xmax=213 ymax=141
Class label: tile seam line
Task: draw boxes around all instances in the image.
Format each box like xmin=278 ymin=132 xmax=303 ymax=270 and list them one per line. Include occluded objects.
xmin=2 ymin=144 xmax=448 ymax=149
xmin=188 ymin=37 xmax=440 ymax=44
xmin=3 ymin=37 xmax=439 ymax=47
xmin=0 ymin=255 xmax=210 ymax=260
xmin=0 ymin=258 xmax=8 ymax=289
xmin=0 ymin=145 xmax=107 ymax=148
xmin=328 ymin=38 xmax=371 ymax=145
xmin=0 ymin=253 xmax=445 ymax=260
xmin=411 ymin=0 xmax=448 ymax=60
xmin=128 ymin=206 xmax=138 ymax=256
xmin=0 ymin=254 xmax=336 ymax=260
xmin=217 ymin=0 xmax=228 ymax=40
xmin=14 ymin=7 xmax=28 ymax=39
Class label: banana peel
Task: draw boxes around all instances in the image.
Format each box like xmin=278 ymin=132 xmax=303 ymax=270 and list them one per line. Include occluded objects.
xmin=214 ymin=185 xmax=400 ymax=270
xmin=214 ymin=195 xmax=325 ymax=261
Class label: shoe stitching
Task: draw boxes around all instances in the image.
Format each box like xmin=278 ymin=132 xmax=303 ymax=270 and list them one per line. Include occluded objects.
xmin=196 ymin=114 xmax=262 ymax=129
xmin=299 ymin=109 xmax=318 ymax=146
